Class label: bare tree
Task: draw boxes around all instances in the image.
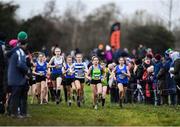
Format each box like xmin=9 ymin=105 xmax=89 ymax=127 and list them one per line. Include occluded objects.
xmin=71 ymin=0 xmax=85 ymax=50
xmin=160 ymin=0 xmax=180 ymax=31
xmin=168 ymin=0 xmax=173 ymax=31
xmin=43 ymin=0 xmax=59 ymax=19
xmin=62 ymin=0 xmax=86 ymax=50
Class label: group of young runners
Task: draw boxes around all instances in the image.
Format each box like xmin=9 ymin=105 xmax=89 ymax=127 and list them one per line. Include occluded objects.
xmin=31 ymin=46 xmax=131 ymax=110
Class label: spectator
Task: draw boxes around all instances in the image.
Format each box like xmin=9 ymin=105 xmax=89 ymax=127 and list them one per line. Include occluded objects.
xmin=146 ymin=48 xmax=154 ymax=58
xmin=121 ymin=48 xmax=129 ymax=58
xmin=153 ymin=54 xmax=163 ymax=105
xmin=97 ymin=43 xmax=104 ymax=61
xmin=0 ymin=32 xmax=6 ymax=114
xmin=41 ymin=46 xmax=49 ymax=57
xmin=169 ymin=51 xmax=180 ymax=85
xmin=169 ymin=51 xmax=180 ymax=104
xmin=104 ymin=45 xmax=113 ymax=65
xmin=126 ymin=61 xmax=136 ymax=103
xmin=163 ymin=49 xmax=176 ymax=105
xmin=137 ymin=44 xmax=146 ymax=59
xmin=134 ymin=58 xmax=144 ymax=102
xmin=130 ymin=49 xmax=137 ymax=59
xmin=5 ymin=39 xmax=19 ymax=114
xmin=8 ymin=31 xmax=29 ymax=118
xmin=157 ymin=57 xmax=167 ymax=105
xmin=142 ymin=57 xmax=154 ymax=104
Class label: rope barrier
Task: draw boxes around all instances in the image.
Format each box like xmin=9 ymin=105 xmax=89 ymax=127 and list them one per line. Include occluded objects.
xmin=109 ymin=84 xmax=177 ymax=92
xmin=126 ymin=88 xmax=177 ymax=92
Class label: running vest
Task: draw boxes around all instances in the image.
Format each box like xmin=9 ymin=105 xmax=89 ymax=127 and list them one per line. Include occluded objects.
xmin=35 ymin=61 xmax=47 ymax=76
xmin=65 ymin=63 xmax=75 ymax=79
xmin=51 ymin=56 xmax=64 ymax=75
xmin=101 ymin=67 xmax=109 ymax=85
xmin=74 ymin=62 xmax=87 ymax=79
xmin=115 ymin=65 xmax=128 ymax=84
xmin=91 ymin=65 xmax=102 ymax=80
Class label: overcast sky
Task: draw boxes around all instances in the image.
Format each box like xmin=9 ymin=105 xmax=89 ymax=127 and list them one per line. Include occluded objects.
xmin=1 ymin=0 xmax=180 ymax=25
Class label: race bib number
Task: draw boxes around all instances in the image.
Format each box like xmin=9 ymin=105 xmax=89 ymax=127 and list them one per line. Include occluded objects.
xmin=94 ymin=74 xmax=100 ymax=80
xmin=56 ymin=64 xmax=62 ymax=69
xmin=119 ymin=74 xmax=125 ymax=79
xmin=77 ymin=70 xmax=84 ymax=78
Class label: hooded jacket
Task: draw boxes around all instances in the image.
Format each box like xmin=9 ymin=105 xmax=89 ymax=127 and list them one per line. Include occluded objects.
xmin=7 ymin=46 xmax=28 ymax=86
xmin=170 ymin=51 xmax=180 ymax=85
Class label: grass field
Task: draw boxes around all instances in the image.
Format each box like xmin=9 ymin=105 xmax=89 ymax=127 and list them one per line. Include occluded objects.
xmin=0 ymin=85 xmax=180 ymax=126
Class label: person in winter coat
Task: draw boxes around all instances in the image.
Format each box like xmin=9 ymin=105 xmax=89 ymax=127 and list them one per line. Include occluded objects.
xmin=126 ymin=61 xmax=136 ymax=103
xmin=5 ymin=39 xmax=19 ymax=115
xmin=137 ymin=44 xmax=146 ymax=59
xmin=169 ymin=51 xmax=180 ymax=104
xmin=169 ymin=51 xmax=180 ymax=85
xmin=134 ymin=58 xmax=144 ymax=102
xmin=104 ymin=45 xmax=113 ymax=65
xmin=153 ymin=54 xmax=163 ymax=105
xmin=142 ymin=64 xmax=155 ymax=104
xmin=97 ymin=44 xmax=105 ymax=61
xmin=8 ymin=31 xmax=29 ymax=118
xmin=0 ymin=32 xmax=6 ymax=114
xmin=163 ymin=50 xmax=176 ymax=105
xmin=142 ymin=56 xmax=154 ymax=104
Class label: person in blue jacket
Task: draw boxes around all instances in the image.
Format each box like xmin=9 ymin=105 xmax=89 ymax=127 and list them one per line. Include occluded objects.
xmin=163 ymin=49 xmax=176 ymax=105
xmin=153 ymin=54 xmax=163 ymax=105
xmin=8 ymin=31 xmax=29 ymax=118
xmin=169 ymin=51 xmax=180 ymax=104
